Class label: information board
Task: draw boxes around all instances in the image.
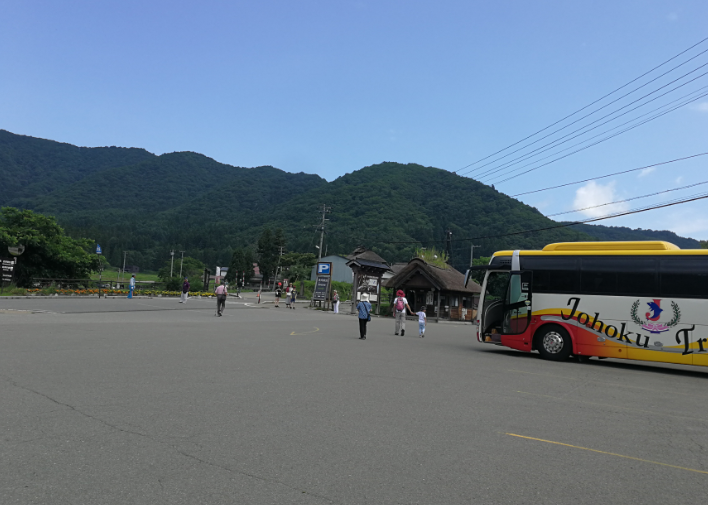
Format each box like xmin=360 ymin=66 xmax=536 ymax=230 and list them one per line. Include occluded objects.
xmin=312 ymin=275 xmax=331 ymax=301
xmin=1 ymin=257 xmax=15 ymax=284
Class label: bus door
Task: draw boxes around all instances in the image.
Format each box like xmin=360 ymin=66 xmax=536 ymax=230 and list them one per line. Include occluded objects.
xmin=502 ymin=271 xmax=532 ymax=335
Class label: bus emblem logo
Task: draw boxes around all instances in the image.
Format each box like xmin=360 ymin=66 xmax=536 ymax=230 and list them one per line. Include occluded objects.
xmin=630 ymin=299 xmax=681 ymax=334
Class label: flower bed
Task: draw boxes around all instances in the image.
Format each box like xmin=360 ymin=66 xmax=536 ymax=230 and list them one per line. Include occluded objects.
xmin=25 ymin=288 xmax=216 ymax=297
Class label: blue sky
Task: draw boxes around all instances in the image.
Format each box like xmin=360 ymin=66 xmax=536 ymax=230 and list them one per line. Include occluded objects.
xmin=2 ymin=0 xmax=708 ymax=240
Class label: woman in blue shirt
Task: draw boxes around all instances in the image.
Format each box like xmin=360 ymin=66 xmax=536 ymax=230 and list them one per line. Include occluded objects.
xmin=356 ymin=293 xmax=372 ymax=340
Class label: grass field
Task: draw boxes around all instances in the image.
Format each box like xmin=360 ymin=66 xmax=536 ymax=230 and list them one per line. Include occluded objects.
xmin=91 ymin=269 xmax=160 ymax=282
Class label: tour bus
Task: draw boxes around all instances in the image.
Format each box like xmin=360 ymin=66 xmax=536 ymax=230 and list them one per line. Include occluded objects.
xmin=466 ymin=241 xmax=708 ymax=366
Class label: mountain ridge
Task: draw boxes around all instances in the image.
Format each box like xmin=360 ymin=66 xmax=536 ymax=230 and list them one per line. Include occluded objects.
xmin=0 ymin=130 xmax=699 ymax=270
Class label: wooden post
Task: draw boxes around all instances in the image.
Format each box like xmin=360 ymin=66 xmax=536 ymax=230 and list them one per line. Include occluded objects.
xmin=436 ymin=289 xmax=441 ymax=323
xmin=351 ymin=272 xmax=358 ymax=314
xmin=325 ymin=279 xmax=331 ymax=311
xmin=376 ymin=275 xmax=382 ymax=315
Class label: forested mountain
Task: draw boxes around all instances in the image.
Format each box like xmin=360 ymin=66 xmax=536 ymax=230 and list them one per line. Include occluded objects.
xmin=0 ymin=130 xmax=700 ymax=271
xmin=0 ymin=129 xmax=154 ymax=208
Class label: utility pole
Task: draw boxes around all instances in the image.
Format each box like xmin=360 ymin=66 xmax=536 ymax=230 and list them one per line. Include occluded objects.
xmin=121 ymin=251 xmax=127 ymax=283
xmin=445 ymin=230 xmax=453 ymax=263
xmin=170 ymin=250 xmax=175 ymax=277
xmin=470 ymin=244 xmax=482 ymax=267
xmin=317 ymin=204 xmax=331 ymax=260
xmin=179 ymin=251 xmax=185 ymax=277
xmin=274 ymin=246 xmax=284 ymax=285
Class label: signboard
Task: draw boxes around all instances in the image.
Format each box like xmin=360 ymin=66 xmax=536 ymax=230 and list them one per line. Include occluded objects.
xmin=317 ymin=262 xmax=332 ymax=275
xmin=1 ymin=257 xmax=15 ymax=284
xmin=96 ymin=244 xmax=102 ymax=254
xmin=312 ymin=275 xmax=331 ymax=301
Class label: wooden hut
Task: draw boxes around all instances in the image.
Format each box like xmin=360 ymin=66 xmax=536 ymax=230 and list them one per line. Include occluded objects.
xmin=346 ymin=247 xmax=391 ymax=315
xmin=383 ymin=258 xmax=482 ymax=322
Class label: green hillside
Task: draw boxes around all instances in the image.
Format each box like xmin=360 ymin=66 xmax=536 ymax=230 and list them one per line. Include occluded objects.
xmin=0 ymin=130 xmax=700 ymax=272
xmin=0 ymin=129 xmax=154 ymax=208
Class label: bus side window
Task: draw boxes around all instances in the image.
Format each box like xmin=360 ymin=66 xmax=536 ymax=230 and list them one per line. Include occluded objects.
xmin=660 ymin=258 xmax=708 ymax=298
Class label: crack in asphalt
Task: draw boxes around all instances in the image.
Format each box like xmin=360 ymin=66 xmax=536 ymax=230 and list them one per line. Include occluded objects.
xmin=0 ymin=373 xmax=339 ymax=504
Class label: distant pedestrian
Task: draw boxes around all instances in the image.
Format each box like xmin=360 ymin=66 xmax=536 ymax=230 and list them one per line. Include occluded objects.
xmin=257 ymin=288 xmax=262 ymax=304
xmin=215 ymin=282 xmax=228 ymax=316
xmin=332 ymin=290 xmax=340 ymax=313
xmin=180 ymin=277 xmax=190 ymax=303
xmin=392 ymin=290 xmax=413 ymax=336
xmin=290 ymin=286 xmax=297 ymax=309
xmin=357 ymin=293 xmax=372 ymax=340
xmin=127 ymin=274 xmax=136 ymax=299
xmin=416 ymin=306 xmax=427 ymax=338
xmin=285 ymin=285 xmax=292 ymax=308
xmin=274 ymin=283 xmax=282 ymax=307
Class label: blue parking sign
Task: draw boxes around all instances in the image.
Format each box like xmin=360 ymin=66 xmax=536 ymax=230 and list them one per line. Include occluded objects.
xmin=96 ymin=244 xmax=102 ymax=254
xmin=317 ymin=262 xmax=331 ymax=275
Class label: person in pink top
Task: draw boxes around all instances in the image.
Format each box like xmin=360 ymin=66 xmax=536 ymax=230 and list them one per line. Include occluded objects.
xmin=215 ymin=282 xmax=228 ymax=317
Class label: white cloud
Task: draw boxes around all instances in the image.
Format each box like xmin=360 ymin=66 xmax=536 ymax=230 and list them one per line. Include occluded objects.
xmin=675 ymin=176 xmax=684 ymax=185
xmin=573 ymin=180 xmax=630 ymax=218
xmin=638 ymin=166 xmax=656 ymax=178
xmin=672 ymin=218 xmax=708 ymax=236
xmin=667 ymin=12 xmax=679 ymax=21
xmin=694 ymin=102 xmax=708 ymax=113
xmin=658 ymin=207 xmax=708 ymax=237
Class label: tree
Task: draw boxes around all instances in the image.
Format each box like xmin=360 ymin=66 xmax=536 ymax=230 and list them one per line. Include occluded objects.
xmin=280 ymin=252 xmax=317 ymax=282
xmin=157 ymin=256 xmax=205 ymax=290
xmin=257 ymin=227 xmax=285 ymax=287
xmin=469 ymin=256 xmax=491 ymax=286
xmin=0 ymin=207 xmax=100 ymax=287
xmin=226 ymin=248 xmax=255 ymax=286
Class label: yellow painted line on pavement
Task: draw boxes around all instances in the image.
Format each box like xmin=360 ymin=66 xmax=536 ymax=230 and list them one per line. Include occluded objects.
xmin=505 ymin=433 xmax=708 ymax=475
xmin=290 ymin=327 xmax=320 ymax=335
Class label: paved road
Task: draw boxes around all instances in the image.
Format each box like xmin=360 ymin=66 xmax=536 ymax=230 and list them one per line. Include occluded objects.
xmin=1 ymin=297 xmax=707 ymax=504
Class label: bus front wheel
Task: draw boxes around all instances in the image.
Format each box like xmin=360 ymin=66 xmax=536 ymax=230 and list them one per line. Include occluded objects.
xmin=535 ymin=325 xmax=572 ymax=361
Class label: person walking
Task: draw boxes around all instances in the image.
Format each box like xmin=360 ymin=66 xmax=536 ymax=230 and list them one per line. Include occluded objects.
xmin=274 ymin=283 xmax=282 ymax=307
xmin=127 ymin=274 xmax=136 ymax=299
xmin=332 ymin=290 xmax=340 ymax=313
xmin=180 ymin=277 xmax=190 ymax=303
xmin=392 ymin=290 xmax=413 ymax=336
xmin=290 ymin=286 xmax=297 ymax=309
xmin=285 ymin=284 xmax=292 ymax=309
xmin=257 ymin=288 xmax=261 ymax=304
xmin=416 ymin=305 xmax=427 ymax=338
xmin=357 ymin=293 xmax=372 ymax=340
xmin=215 ymin=282 xmax=228 ymax=316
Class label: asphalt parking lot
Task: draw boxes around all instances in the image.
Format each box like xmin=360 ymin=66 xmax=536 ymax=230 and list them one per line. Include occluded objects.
xmin=1 ymin=295 xmax=707 ymax=505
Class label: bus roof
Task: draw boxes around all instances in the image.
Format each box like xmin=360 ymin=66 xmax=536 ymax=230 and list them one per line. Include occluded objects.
xmin=492 ymin=241 xmax=708 ymax=257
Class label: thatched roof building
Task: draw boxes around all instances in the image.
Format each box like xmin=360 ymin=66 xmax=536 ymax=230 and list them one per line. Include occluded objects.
xmin=383 ymin=258 xmax=482 ymax=321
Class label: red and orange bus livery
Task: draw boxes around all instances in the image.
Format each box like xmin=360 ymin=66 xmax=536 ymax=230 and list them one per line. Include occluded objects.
xmin=468 ymin=241 xmax=708 ymax=366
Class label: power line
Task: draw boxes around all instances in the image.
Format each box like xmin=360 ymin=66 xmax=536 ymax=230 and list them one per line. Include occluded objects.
xmin=360 ymin=193 xmax=708 ymax=246
xmin=476 ymin=65 xmax=708 ymax=182
xmin=477 ymin=83 xmax=708 ymax=182
xmin=511 ymin=151 xmax=708 ymax=197
xmin=466 ymin=49 xmax=708 ymax=179
xmin=454 ymin=36 xmax=708 ymax=175
xmin=546 ymin=180 xmax=708 ymax=217
xmin=489 ymin=86 xmax=708 ymax=186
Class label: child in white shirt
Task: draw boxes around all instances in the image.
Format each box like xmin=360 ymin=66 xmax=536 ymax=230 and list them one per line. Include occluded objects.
xmin=416 ymin=306 xmax=427 ymax=338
